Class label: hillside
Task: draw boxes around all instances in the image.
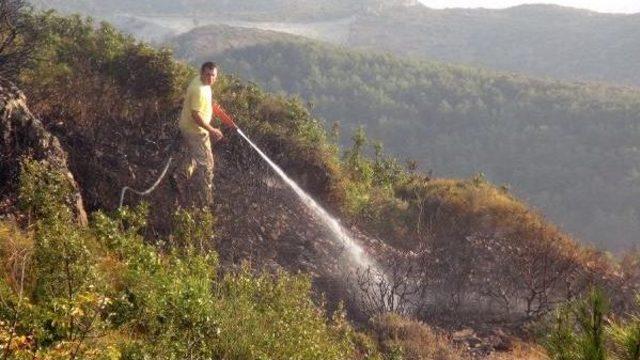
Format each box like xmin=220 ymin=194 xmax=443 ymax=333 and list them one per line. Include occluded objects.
xmin=2 ymin=9 xmax=640 ymax=359
xmin=0 ymin=77 xmax=366 ymax=359
xmin=347 ymin=4 xmax=640 ymax=87
xmin=167 ymin=24 xmax=307 ymax=62
xmin=168 ymin=26 xmax=640 ymax=251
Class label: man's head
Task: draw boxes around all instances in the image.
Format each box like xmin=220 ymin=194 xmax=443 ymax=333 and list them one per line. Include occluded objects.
xmin=200 ymin=62 xmax=218 ymax=86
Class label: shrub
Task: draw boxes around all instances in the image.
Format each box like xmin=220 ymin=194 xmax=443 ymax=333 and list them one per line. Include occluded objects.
xmin=171 ymin=207 xmax=215 ymax=252
xmin=370 ymin=313 xmax=469 ymax=360
xmin=18 ymin=11 xmax=193 ymax=137
xmin=18 ymin=159 xmax=75 ymax=224
xmin=542 ymin=288 xmax=640 ymax=360
xmin=0 ymin=158 xmax=362 ymax=359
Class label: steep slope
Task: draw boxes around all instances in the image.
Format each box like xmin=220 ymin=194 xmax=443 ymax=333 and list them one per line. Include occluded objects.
xmin=14 ymin=14 xmax=394 ymax=321
xmin=168 ymin=29 xmax=640 ymax=251
xmin=0 ymin=85 xmax=362 ymax=358
xmin=18 ymin=12 xmax=637 ymax=328
xmin=8 ymin=11 xmax=640 ymax=360
xmin=0 ymin=74 xmax=621 ymax=359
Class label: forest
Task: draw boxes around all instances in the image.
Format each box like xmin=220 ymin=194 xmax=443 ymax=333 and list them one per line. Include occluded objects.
xmin=348 ymin=5 xmax=640 ymax=87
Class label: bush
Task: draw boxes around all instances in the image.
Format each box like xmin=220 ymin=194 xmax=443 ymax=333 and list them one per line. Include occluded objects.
xmin=171 ymin=207 xmax=216 ymax=252
xmin=542 ymin=288 xmax=640 ymax=360
xmin=18 ymin=159 xmax=75 ymax=224
xmin=0 ymin=158 xmax=363 ymax=359
xmin=18 ymin=11 xmax=193 ymax=135
xmin=370 ymin=313 xmax=469 ymax=360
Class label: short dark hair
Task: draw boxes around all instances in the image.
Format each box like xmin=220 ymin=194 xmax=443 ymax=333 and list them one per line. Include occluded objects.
xmin=201 ymin=61 xmax=217 ymax=73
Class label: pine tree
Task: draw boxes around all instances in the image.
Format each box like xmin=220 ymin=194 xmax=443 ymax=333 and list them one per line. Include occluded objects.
xmin=544 ymin=288 xmax=609 ymax=360
xmin=608 ymin=296 xmax=640 ymax=360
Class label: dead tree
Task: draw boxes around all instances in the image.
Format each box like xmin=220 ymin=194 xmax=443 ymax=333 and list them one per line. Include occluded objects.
xmin=351 ymin=254 xmax=422 ymax=318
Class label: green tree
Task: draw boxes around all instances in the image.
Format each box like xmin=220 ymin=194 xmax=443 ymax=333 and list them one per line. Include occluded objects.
xmin=543 ymin=289 xmax=640 ymax=360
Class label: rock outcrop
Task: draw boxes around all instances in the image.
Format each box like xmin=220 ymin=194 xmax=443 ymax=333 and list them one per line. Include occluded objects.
xmin=0 ymin=77 xmax=87 ymax=224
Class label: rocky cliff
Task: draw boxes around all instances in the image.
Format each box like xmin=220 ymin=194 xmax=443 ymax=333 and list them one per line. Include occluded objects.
xmin=0 ymin=77 xmax=87 ymax=225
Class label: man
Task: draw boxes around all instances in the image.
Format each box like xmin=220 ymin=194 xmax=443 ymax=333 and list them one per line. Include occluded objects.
xmin=176 ymin=61 xmax=236 ymax=208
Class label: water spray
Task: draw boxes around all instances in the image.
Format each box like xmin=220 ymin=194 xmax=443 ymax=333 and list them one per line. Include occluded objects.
xmin=119 ymin=127 xmax=389 ymax=288
xmin=236 ymin=128 xmax=388 ymax=281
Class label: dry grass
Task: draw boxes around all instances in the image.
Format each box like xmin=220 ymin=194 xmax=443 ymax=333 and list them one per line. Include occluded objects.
xmin=487 ymin=341 xmax=548 ymax=360
xmin=0 ymin=221 xmax=34 ymax=295
xmin=370 ymin=313 xmax=551 ymax=360
xmin=371 ymin=313 xmax=471 ymax=360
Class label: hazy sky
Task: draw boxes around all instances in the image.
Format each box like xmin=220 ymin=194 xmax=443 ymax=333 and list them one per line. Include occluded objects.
xmin=418 ymin=0 xmax=640 ymax=13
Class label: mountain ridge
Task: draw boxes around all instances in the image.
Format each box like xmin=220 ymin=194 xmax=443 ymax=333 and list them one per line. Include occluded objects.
xmin=31 ymin=1 xmax=640 ymax=87
xmin=347 ymin=4 xmax=640 ymax=87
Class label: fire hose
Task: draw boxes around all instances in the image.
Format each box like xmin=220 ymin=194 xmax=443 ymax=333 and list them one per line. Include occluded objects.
xmin=119 ymin=104 xmax=237 ymax=208
xmin=118 ymin=155 xmax=174 ymax=209
xmin=117 ymin=131 xmax=231 ymax=209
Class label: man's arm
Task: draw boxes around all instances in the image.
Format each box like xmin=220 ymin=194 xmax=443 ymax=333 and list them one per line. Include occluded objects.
xmin=192 ymin=110 xmax=223 ymax=141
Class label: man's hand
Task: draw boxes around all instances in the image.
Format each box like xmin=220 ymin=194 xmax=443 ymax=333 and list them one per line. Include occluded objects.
xmin=209 ymin=128 xmax=223 ymax=143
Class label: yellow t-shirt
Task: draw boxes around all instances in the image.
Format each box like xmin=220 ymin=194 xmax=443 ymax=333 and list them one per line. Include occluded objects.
xmin=179 ymin=76 xmax=213 ymax=135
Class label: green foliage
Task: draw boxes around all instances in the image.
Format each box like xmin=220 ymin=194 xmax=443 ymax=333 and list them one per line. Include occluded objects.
xmin=608 ymin=297 xmax=640 ymax=360
xmin=171 ymin=207 xmax=216 ymax=251
xmin=211 ymin=266 xmax=352 ymax=359
xmin=6 ymin=160 xmax=114 ymax=358
xmin=93 ymin=206 xmax=226 ymax=358
xmin=574 ymin=289 xmax=608 ymax=360
xmin=342 ymin=127 xmax=375 ymax=215
xmin=19 ymin=159 xmax=99 ymax=302
xmin=340 ymin=127 xmax=406 ymax=217
xmin=18 ymin=11 xmax=193 ymax=131
xmin=543 ymin=289 xmax=640 ymax=360
xmin=0 ymin=0 xmax=37 ymax=80
xmin=344 ymin=127 xmax=372 ymax=183
xmin=18 ymin=159 xmax=75 ymax=224
xmin=609 ymin=322 xmax=640 ymax=360
xmin=0 ymin=158 xmax=360 ymax=359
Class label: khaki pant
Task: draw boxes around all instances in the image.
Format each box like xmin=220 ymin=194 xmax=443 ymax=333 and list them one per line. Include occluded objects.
xmin=174 ymin=130 xmax=214 ymax=208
